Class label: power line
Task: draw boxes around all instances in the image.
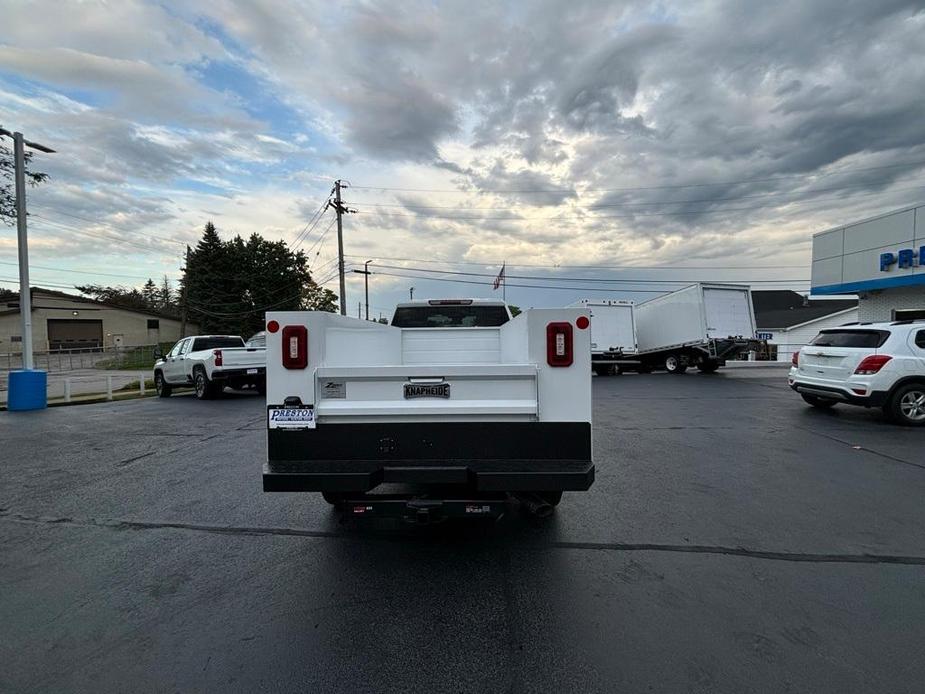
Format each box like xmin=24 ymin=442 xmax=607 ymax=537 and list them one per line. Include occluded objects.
xmin=369 ymin=269 xmax=809 ymax=294
xmin=352 ymin=182 xmax=925 ymax=222
xmin=31 ymin=209 xmax=190 ymax=247
xmin=369 ymin=263 xmax=810 ymax=284
xmin=0 ymin=259 xmax=177 ymax=281
xmin=345 ymin=253 xmax=806 ymax=271
xmin=354 ymin=176 xmax=925 ymax=211
xmin=348 ymin=158 xmax=925 ymax=195
xmin=30 ymin=215 xmax=184 ymax=254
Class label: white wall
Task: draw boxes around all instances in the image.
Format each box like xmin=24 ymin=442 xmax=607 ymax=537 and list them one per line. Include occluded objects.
xmin=769 ymin=308 xmax=859 ymax=362
xmin=857 ymin=287 xmax=925 ymax=322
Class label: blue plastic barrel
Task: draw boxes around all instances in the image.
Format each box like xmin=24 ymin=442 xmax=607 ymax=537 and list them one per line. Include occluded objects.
xmin=7 ymin=370 xmax=48 ymax=411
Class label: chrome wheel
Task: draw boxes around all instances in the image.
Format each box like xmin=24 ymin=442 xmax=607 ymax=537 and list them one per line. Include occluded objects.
xmin=899 ymin=390 xmax=925 ymax=422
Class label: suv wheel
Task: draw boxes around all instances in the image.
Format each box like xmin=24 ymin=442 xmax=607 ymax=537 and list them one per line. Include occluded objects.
xmin=801 ymin=393 xmax=837 ymax=409
xmin=154 ymin=372 xmax=172 ymax=398
xmin=888 ymin=384 xmax=925 ymax=426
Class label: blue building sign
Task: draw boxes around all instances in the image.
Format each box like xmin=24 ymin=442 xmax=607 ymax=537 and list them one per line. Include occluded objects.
xmin=880 ymin=246 xmax=925 ymax=271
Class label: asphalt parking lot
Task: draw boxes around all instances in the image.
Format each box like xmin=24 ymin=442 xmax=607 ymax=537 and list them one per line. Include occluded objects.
xmin=2 ymin=369 xmax=924 ymax=693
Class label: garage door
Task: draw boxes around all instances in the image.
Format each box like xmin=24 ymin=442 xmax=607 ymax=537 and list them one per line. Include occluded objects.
xmin=47 ymin=319 xmax=103 ymax=350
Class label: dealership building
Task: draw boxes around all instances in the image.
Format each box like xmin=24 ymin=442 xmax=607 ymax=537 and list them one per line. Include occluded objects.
xmin=0 ymin=287 xmax=196 ymax=353
xmin=811 ymin=203 xmax=925 ymax=321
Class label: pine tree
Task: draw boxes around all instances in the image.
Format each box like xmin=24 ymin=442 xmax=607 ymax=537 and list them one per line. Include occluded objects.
xmin=158 ymin=275 xmax=174 ymax=311
xmin=181 ymin=221 xmax=339 ymax=335
xmin=141 ymin=278 xmax=158 ymax=309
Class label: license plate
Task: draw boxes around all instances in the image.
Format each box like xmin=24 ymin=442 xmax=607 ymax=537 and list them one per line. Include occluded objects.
xmin=247 ymin=368 xmax=258 ymax=375
xmin=268 ymin=406 xmax=315 ymax=429
xmin=404 ymin=382 xmax=450 ymax=399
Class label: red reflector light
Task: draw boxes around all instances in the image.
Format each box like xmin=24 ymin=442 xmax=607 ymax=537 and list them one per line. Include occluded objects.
xmin=851 ymin=388 xmax=867 ymax=395
xmin=854 ymin=354 xmax=892 ymax=375
xmin=213 ymin=349 xmax=223 ymax=367
xmin=791 ymin=350 xmax=799 ymax=366
xmin=546 ymin=322 xmax=573 ymax=367
xmin=267 ymin=319 xmax=280 ymax=333
xmin=281 ymin=325 xmax=308 ymax=369
xmin=576 ymin=316 xmax=590 ymax=330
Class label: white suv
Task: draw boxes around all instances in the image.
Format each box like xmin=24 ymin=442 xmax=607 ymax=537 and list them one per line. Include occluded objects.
xmin=789 ymin=321 xmax=925 ymax=426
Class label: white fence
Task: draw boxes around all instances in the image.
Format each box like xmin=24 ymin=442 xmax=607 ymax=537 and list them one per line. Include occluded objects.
xmin=1 ymin=344 xmax=163 ymax=374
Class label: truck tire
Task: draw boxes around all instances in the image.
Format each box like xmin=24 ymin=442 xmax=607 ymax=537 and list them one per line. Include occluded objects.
xmin=537 ymin=491 xmax=563 ymax=506
xmin=194 ymin=368 xmax=219 ymax=400
xmin=665 ymin=354 xmax=687 ymax=374
xmin=154 ymin=371 xmax=172 ymax=398
xmin=698 ymin=359 xmax=719 ymax=374
xmin=885 ymin=383 xmax=925 ymax=426
xmin=801 ymin=393 xmax=837 ymax=409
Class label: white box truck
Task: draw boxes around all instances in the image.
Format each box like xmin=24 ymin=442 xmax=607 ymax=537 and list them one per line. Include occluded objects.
xmin=630 ymin=283 xmax=758 ymax=374
xmin=568 ymin=299 xmax=638 ymax=376
xmin=262 ymin=299 xmax=594 ymax=521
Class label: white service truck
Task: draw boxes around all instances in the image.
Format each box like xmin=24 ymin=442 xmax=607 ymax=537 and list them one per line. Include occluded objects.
xmin=262 ymin=299 xmax=594 ymax=521
xmin=569 ymin=299 xmax=638 ymax=376
xmin=631 ymin=283 xmax=759 ymax=374
xmin=154 ymin=335 xmax=266 ymax=399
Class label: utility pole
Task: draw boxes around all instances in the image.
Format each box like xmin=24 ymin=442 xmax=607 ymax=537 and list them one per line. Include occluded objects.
xmin=179 ymin=245 xmax=190 ymax=337
xmin=410 ymin=286 xmax=415 ymax=301
xmin=330 ymin=180 xmax=355 ymax=316
xmin=352 ymin=259 xmax=373 ymax=320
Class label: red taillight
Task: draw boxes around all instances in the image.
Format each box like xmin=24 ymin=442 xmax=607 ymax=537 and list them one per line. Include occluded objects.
xmin=281 ymin=325 xmax=308 ymax=369
xmin=854 ymin=354 xmax=892 ymax=375
xmin=213 ymin=349 xmax=223 ymax=366
xmin=546 ymin=322 xmax=573 ymax=367
xmin=791 ymin=350 xmax=799 ymax=366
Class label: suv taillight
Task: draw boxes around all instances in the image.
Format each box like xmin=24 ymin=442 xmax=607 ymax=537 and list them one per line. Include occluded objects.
xmin=281 ymin=325 xmax=308 ymax=369
xmin=546 ymin=322 xmax=574 ymax=367
xmin=791 ymin=350 xmax=799 ymax=367
xmin=213 ymin=349 xmax=223 ymax=366
xmin=854 ymin=354 xmax=892 ymax=375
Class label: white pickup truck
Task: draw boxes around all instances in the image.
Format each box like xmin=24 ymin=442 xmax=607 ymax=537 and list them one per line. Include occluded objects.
xmin=262 ymin=299 xmax=594 ymax=521
xmin=153 ymin=334 xmax=266 ymax=400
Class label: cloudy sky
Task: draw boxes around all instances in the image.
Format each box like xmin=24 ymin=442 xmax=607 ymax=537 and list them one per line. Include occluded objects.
xmin=2 ymin=0 xmax=925 ymax=314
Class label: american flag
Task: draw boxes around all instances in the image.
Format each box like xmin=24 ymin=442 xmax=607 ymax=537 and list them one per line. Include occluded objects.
xmin=492 ymin=263 xmax=505 ymax=290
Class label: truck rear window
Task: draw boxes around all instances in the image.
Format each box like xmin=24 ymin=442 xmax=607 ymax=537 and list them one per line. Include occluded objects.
xmin=192 ymin=337 xmax=245 ymax=351
xmin=809 ymin=330 xmax=889 ymax=348
xmin=391 ymin=306 xmax=510 ymax=328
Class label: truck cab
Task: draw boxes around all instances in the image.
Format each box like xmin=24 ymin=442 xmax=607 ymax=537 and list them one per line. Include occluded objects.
xmin=262 ymin=300 xmax=593 ymax=521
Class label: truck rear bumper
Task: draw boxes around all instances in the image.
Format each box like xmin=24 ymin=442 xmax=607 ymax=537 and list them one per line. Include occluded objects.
xmin=264 ymin=421 xmax=593 ymax=493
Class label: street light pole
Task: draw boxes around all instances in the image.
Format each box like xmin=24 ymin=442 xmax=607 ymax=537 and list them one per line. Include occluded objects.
xmin=1 ymin=128 xmax=54 ymax=371
xmin=410 ymin=286 xmax=414 ymax=301
xmin=13 ymin=133 xmax=33 ymax=369
xmin=1 ymin=127 xmax=54 ymax=411
xmin=351 ymin=260 xmax=373 ymax=320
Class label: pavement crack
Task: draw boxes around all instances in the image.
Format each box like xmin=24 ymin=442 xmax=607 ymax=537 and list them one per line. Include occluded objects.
xmin=114 ymin=451 xmax=156 ymax=468
xmin=5 ymin=510 xmax=925 ymax=566
xmin=791 ymin=425 xmax=925 ymax=471
xmin=548 ymin=541 xmax=925 ymax=565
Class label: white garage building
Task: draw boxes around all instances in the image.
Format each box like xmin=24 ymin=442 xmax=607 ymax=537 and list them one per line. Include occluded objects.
xmin=811 ymin=203 xmax=925 ymax=321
